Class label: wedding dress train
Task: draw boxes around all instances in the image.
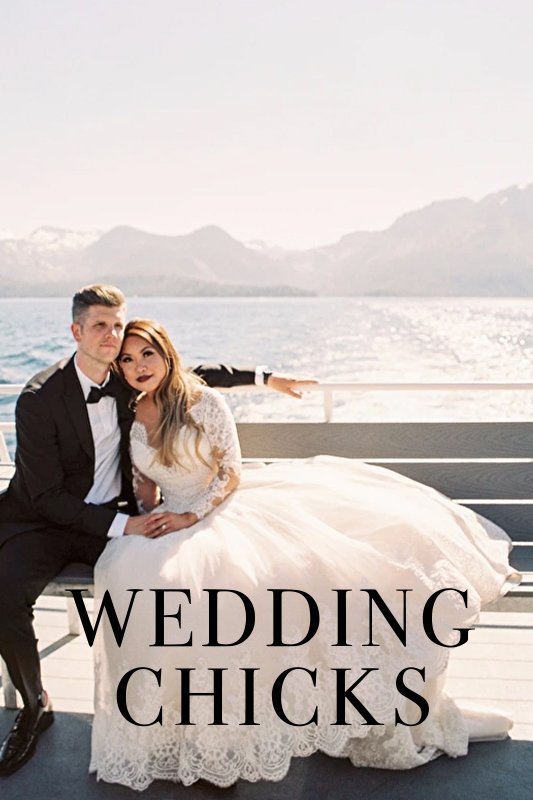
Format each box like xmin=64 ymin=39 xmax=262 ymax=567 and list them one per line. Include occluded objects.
xmin=90 ymin=387 xmax=518 ymax=790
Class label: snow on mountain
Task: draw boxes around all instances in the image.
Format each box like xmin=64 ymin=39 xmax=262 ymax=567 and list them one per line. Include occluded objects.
xmin=27 ymin=227 xmax=101 ymax=250
xmin=4 ymin=184 xmax=533 ymax=295
xmin=244 ymin=240 xmax=292 ymax=260
xmin=0 ymin=229 xmax=18 ymax=241
xmin=77 ymin=224 xmax=288 ymax=287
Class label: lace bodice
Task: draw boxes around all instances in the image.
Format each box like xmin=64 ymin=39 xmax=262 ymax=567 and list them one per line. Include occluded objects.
xmin=130 ymin=386 xmax=241 ymax=520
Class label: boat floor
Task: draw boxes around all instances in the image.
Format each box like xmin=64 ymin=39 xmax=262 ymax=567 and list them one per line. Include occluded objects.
xmin=0 ymin=598 xmax=532 ymax=799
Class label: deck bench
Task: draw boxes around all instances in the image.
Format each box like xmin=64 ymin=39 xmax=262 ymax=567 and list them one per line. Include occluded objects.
xmin=1 ymin=420 xmax=533 ymax=709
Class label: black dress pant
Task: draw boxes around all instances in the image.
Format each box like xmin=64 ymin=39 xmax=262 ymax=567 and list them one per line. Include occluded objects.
xmin=0 ymin=529 xmax=107 ymax=709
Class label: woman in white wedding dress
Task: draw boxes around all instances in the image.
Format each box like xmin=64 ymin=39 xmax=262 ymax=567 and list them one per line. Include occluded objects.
xmin=90 ymin=319 xmax=519 ymax=791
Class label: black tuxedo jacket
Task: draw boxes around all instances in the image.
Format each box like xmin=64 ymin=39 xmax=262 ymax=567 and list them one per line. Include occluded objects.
xmin=0 ymin=356 xmax=256 ymax=546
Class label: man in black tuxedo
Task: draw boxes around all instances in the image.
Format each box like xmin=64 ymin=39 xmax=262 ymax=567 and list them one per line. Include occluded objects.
xmin=0 ymin=284 xmax=313 ymax=775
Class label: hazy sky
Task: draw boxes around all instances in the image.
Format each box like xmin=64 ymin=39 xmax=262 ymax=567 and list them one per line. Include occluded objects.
xmin=2 ymin=0 xmax=533 ymax=248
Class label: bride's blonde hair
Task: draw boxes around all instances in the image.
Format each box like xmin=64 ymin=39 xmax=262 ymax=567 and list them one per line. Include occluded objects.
xmin=120 ymin=318 xmax=209 ymax=469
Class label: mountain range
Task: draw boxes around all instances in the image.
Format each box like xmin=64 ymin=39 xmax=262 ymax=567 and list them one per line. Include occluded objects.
xmin=3 ymin=184 xmax=533 ymax=296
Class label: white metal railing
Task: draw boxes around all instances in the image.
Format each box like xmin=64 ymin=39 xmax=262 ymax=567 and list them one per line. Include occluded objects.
xmin=3 ymin=377 xmax=533 ymax=464
xmin=0 ymin=384 xmax=19 ymax=462
xmin=224 ymin=380 xmax=533 ymax=422
xmin=0 ymin=385 xmax=24 ymax=394
xmin=3 ymin=381 xmax=533 ymax=427
xmin=292 ymin=381 xmax=533 ymax=423
xmin=0 ymin=380 xmax=23 ymax=461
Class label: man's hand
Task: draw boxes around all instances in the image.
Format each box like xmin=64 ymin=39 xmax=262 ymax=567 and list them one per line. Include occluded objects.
xmin=266 ymin=374 xmax=318 ymax=399
xmin=124 ymin=515 xmax=158 ymax=537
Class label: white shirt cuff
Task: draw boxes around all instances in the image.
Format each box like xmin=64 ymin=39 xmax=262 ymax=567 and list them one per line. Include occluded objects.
xmin=108 ymin=512 xmax=129 ymax=538
xmin=254 ymin=365 xmax=269 ymax=386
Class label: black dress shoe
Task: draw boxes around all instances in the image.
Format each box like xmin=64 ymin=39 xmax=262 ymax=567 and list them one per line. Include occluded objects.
xmin=0 ymin=698 xmax=54 ymax=776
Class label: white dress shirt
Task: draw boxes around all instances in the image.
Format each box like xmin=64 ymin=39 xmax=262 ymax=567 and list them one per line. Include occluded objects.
xmin=74 ymin=359 xmax=128 ymax=537
xmin=254 ymin=365 xmax=270 ymax=386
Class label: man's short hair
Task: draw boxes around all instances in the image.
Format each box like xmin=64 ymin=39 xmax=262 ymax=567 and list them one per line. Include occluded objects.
xmin=72 ymin=284 xmax=126 ymax=323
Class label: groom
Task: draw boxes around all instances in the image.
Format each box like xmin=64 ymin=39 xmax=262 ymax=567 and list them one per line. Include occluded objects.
xmin=0 ymin=283 xmax=313 ymax=776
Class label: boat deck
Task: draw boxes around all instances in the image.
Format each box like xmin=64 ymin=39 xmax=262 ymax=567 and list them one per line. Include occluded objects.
xmin=0 ymin=597 xmax=532 ymax=799
xmin=2 ymin=384 xmax=533 ymax=796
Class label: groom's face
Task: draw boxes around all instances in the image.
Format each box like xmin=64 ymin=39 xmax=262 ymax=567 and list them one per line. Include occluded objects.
xmin=71 ymin=304 xmax=127 ymax=366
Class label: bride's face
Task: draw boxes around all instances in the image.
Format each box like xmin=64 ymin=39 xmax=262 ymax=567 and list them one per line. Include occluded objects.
xmin=118 ymin=334 xmax=168 ymax=393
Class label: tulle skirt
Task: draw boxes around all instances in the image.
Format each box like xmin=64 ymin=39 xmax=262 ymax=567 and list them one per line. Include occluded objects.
xmin=90 ymin=457 xmax=518 ymax=790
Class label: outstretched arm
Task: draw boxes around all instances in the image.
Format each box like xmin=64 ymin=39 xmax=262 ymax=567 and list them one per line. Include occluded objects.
xmin=191 ymin=363 xmax=255 ymax=387
xmin=191 ymin=363 xmax=317 ymax=398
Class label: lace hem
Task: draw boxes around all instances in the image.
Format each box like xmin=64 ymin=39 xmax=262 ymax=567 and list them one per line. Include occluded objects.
xmin=90 ymin=695 xmax=467 ymax=790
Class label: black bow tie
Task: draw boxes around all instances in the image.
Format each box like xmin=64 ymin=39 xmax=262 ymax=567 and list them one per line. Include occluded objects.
xmin=86 ymin=382 xmax=118 ymax=404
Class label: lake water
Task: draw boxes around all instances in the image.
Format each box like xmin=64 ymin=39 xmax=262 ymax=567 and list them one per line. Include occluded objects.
xmin=1 ymin=296 xmax=533 ymax=430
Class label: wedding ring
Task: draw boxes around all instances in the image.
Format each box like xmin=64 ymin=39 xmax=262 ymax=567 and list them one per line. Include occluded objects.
xmin=161 ymin=523 xmax=167 ymax=531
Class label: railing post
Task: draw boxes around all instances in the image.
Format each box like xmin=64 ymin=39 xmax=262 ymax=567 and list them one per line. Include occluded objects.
xmin=324 ymin=390 xmax=333 ymax=422
xmin=0 ymin=432 xmax=9 ymax=464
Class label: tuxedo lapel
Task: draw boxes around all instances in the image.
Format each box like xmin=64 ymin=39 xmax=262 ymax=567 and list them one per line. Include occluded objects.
xmin=62 ymin=356 xmax=95 ymax=461
xmin=112 ymin=369 xmax=135 ymax=477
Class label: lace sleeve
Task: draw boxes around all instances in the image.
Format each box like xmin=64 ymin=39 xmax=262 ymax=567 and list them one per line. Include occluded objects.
xmin=188 ymin=388 xmax=242 ymax=520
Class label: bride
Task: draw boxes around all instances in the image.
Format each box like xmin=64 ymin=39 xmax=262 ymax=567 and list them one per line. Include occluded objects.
xmin=90 ymin=318 xmax=519 ymax=791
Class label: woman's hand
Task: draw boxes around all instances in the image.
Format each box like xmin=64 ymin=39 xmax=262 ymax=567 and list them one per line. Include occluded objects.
xmin=145 ymin=511 xmax=199 ymax=537
xmin=124 ymin=515 xmax=161 ymax=537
